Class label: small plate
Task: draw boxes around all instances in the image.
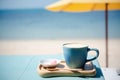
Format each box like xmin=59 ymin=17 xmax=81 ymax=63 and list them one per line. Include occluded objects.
xmin=40 ymin=59 xmax=61 ymax=68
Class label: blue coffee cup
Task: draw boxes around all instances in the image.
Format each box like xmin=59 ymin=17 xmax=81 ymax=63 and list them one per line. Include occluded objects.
xmin=63 ymin=43 xmax=99 ymax=68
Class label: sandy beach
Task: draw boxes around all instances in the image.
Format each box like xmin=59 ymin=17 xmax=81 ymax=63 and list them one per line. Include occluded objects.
xmin=0 ymin=39 xmax=120 ymax=68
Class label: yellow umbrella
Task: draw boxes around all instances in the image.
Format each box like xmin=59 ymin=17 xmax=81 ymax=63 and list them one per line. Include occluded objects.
xmin=46 ymin=0 xmax=120 ymax=12
xmin=46 ymin=0 xmax=120 ymax=67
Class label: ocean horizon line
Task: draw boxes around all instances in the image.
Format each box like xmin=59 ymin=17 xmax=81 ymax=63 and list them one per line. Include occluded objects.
xmin=0 ymin=9 xmax=120 ymax=40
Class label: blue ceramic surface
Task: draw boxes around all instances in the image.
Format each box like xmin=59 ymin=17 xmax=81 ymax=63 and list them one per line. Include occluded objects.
xmin=63 ymin=43 xmax=99 ymax=68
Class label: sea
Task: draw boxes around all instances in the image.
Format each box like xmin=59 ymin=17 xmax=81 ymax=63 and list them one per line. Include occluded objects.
xmin=0 ymin=9 xmax=120 ymax=40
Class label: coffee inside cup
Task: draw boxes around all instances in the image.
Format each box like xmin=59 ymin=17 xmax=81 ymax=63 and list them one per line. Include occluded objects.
xmin=63 ymin=43 xmax=88 ymax=48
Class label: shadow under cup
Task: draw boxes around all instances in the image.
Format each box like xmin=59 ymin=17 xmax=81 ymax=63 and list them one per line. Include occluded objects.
xmin=63 ymin=43 xmax=99 ymax=68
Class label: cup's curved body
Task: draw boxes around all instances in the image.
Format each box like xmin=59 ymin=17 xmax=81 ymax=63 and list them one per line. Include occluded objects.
xmin=63 ymin=43 xmax=99 ymax=68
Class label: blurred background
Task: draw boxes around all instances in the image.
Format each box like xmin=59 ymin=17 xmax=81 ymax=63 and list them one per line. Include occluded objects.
xmin=0 ymin=0 xmax=120 ymax=68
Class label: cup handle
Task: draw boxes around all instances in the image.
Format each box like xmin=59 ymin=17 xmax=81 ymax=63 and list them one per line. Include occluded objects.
xmin=86 ymin=48 xmax=99 ymax=62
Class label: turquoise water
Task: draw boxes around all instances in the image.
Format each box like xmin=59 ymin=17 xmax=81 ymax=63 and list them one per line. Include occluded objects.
xmin=0 ymin=9 xmax=120 ymax=40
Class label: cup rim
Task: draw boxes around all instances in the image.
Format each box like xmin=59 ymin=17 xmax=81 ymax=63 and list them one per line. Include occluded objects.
xmin=63 ymin=43 xmax=88 ymax=48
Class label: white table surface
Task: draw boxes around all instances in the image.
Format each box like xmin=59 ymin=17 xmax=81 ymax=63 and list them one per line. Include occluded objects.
xmin=102 ymin=68 xmax=120 ymax=80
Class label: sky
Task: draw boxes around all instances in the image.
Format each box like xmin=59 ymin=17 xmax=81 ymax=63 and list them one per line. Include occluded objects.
xmin=0 ymin=0 xmax=56 ymax=9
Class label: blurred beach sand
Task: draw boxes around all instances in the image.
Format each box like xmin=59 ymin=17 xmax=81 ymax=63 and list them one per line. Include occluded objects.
xmin=0 ymin=39 xmax=120 ymax=68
